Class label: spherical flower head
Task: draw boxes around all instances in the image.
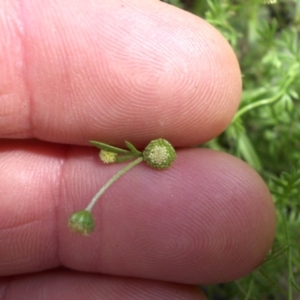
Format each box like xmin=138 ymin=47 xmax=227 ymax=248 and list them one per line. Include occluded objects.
xmin=100 ymin=150 xmax=118 ymax=163
xmin=143 ymin=138 xmax=176 ymax=169
xmin=68 ymin=210 xmax=95 ymax=235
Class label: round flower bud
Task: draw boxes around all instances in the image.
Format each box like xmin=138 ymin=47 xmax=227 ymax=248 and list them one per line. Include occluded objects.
xmin=68 ymin=210 xmax=95 ymax=235
xmin=143 ymin=138 xmax=176 ymax=169
xmin=99 ymin=150 xmax=118 ymax=163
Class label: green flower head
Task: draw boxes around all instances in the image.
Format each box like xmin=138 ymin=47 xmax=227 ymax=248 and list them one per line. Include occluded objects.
xmin=143 ymin=138 xmax=176 ymax=169
xmin=68 ymin=210 xmax=95 ymax=235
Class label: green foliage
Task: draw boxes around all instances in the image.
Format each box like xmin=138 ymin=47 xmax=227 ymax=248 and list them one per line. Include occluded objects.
xmin=160 ymin=0 xmax=183 ymax=8
xmin=169 ymin=0 xmax=300 ymax=298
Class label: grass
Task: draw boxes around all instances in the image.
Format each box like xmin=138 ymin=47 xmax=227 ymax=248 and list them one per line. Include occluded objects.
xmin=162 ymin=0 xmax=300 ymax=299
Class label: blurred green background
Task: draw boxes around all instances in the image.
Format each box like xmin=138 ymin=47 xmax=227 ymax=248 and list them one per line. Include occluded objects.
xmin=162 ymin=1 xmax=300 ymax=299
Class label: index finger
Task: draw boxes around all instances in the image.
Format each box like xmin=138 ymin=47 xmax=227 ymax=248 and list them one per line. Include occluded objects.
xmin=1 ymin=0 xmax=241 ymax=147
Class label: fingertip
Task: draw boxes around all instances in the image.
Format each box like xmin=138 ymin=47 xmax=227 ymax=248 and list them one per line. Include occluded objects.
xmin=60 ymin=147 xmax=275 ymax=284
xmin=1 ymin=270 xmax=207 ymax=300
xmin=1 ymin=0 xmax=241 ymax=145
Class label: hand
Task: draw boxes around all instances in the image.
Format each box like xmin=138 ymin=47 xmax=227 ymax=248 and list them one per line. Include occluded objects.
xmin=0 ymin=1 xmax=275 ymax=299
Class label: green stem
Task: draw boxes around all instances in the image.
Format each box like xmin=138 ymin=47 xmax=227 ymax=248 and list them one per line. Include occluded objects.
xmin=116 ymin=153 xmax=141 ymax=163
xmin=85 ymin=157 xmax=143 ymax=212
xmin=234 ymin=280 xmax=247 ymax=296
xmin=245 ymin=279 xmax=254 ymax=300
xmin=283 ymin=213 xmax=294 ymax=300
xmin=233 ymin=93 xmax=282 ymax=122
xmin=232 ymin=75 xmax=295 ymax=122
xmin=258 ymin=268 xmax=288 ymax=297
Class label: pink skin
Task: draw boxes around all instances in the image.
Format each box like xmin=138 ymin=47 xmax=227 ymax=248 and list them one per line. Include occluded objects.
xmin=0 ymin=0 xmax=275 ymax=299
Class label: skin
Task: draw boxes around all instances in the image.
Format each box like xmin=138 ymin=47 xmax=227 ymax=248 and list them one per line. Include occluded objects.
xmin=0 ymin=0 xmax=276 ymax=299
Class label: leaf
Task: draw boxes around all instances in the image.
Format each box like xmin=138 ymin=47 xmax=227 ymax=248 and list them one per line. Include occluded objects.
xmin=125 ymin=141 xmax=142 ymax=155
xmin=237 ymin=132 xmax=262 ymax=172
xmin=271 ymin=177 xmax=288 ymax=188
xmin=270 ymin=190 xmax=285 ymax=197
xmin=89 ymin=141 xmax=130 ymax=154
xmin=288 ymin=89 xmax=299 ymax=100
xmin=116 ymin=153 xmax=140 ymax=163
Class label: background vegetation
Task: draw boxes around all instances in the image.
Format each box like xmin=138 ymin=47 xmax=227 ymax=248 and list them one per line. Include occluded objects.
xmin=162 ymin=0 xmax=300 ymax=299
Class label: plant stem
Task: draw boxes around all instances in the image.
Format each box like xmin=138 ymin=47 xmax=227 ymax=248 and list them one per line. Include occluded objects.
xmin=244 ymin=279 xmax=254 ymax=300
xmin=232 ymin=74 xmax=296 ymax=122
xmin=283 ymin=213 xmax=294 ymax=300
xmin=85 ymin=157 xmax=143 ymax=212
xmin=258 ymin=268 xmax=288 ymax=297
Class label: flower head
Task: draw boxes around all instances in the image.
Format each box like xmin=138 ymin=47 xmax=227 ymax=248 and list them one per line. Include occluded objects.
xmin=143 ymin=138 xmax=176 ymax=169
xmin=99 ymin=150 xmax=118 ymax=163
xmin=68 ymin=210 xmax=95 ymax=235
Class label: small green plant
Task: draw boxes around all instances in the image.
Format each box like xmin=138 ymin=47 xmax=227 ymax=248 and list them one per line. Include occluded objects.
xmin=68 ymin=139 xmax=176 ymax=235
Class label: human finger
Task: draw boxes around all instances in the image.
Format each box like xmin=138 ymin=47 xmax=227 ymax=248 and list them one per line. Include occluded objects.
xmin=0 ymin=269 xmax=206 ymax=300
xmin=0 ymin=140 xmax=275 ymax=284
xmin=1 ymin=0 xmax=241 ymax=147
